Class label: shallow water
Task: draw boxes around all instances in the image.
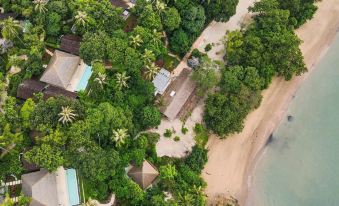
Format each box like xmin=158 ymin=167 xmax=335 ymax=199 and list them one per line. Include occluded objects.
xmin=248 ymin=34 xmax=339 ymax=206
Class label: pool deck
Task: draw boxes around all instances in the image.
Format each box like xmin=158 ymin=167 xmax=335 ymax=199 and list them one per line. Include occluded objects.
xmin=66 ymin=60 xmax=86 ymax=92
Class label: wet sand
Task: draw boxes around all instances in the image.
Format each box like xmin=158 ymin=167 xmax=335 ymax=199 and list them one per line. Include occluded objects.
xmin=202 ymin=0 xmax=339 ymax=205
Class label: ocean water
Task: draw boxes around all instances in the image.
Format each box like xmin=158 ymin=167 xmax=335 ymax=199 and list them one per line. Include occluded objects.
xmin=248 ymin=34 xmax=339 ymax=206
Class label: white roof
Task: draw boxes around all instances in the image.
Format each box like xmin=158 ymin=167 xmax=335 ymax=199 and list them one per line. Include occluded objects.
xmin=152 ymin=68 xmax=171 ymax=95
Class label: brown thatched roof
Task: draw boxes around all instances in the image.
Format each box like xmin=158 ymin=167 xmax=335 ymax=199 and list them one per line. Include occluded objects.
xmin=0 ymin=13 xmax=18 ymax=20
xmin=110 ymin=0 xmax=129 ymax=9
xmin=161 ymin=68 xmax=197 ymax=120
xmin=16 ymin=79 xmax=77 ymax=100
xmin=127 ymin=160 xmax=159 ymax=189
xmin=43 ymin=85 xmax=77 ymax=99
xmin=59 ymin=35 xmax=82 ymax=55
xmin=16 ymin=79 xmax=47 ymax=100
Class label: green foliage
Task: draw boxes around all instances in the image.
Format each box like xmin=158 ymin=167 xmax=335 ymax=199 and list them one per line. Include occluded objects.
xmin=191 ymin=56 xmax=219 ymax=96
xmin=164 ymin=129 xmax=172 ymax=138
xmin=162 ymin=7 xmax=181 ymax=32
xmin=278 ymin=0 xmax=317 ymax=28
xmin=181 ymin=126 xmax=188 ymax=135
xmin=45 ymin=12 xmax=62 ymax=36
xmin=137 ymin=5 xmax=163 ymax=31
xmin=174 ymin=136 xmax=180 ymax=141
xmin=204 ymin=43 xmax=212 ymax=52
xmin=80 ymin=31 xmax=109 ymax=64
xmin=141 ymin=106 xmax=161 ymax=129
xmin=110 ymin=175 xmax=145 ymax=205
xmin=201 ymin=0 xmax=239 ymax=22
xmin=20 ymin=98 xmax=36 ymax=129
xmin=180 ymin=5 xmax=206 ymax=35
xmin=184 ymin=146 xmax=208 ymax=173
xmin=25 ymin=143 xmax=64 ymax=172
xmin=0 ymin=150 xmax=24 ymax=180
xmin=193 ymin=123 xmax=208 ymax=147
xmin=170 ymin=29 xmax=191 ymax=56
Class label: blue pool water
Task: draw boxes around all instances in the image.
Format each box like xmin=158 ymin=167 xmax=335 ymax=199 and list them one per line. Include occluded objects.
xmin=66 ymin=169 xmax=80 ymax=206
xmin=76 ymin=65 xmax=92 ymax=91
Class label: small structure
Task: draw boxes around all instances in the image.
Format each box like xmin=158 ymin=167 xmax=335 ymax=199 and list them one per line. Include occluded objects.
xmin=127 ymin=160 xmax=159 ymax=190
xmin=160 ymin=68 xmax=197 ymax=121
xmin=152 ymin=68 xmax=171 ymax=96
xmin=22 ymin=167 xmax=80 ymax=206
xmin=0 ymin=13 xmax=18 ymax=20
xmin=16 ymin=79 xmax=77 ymax=100
xmin=110 ymin=0 xmax=130 ymax=9
xmin=59 ymin=35 xmax=82 ymax=56
xmin=40 ymin=50 xmax=92 ymax=92
xmin=0 ymin=39 xmax=13 ymax=54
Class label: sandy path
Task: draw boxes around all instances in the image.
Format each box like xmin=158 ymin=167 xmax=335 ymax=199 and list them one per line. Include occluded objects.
xmin=202 ymin=0 xmax=339 ymax=205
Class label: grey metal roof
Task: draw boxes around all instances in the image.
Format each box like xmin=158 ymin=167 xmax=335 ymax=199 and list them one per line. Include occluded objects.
xmin=152 ymin=68 xmax=171 ymax=95
xmin=40 ymin=50 xmax=80 ymax=89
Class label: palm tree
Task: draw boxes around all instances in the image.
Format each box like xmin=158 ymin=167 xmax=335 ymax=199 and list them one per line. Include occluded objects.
xmin=58 ymin=106 xmax=76 ymax=124
xmin=129 ymin=34 xmax=143 ymax=48
xmin=112 ymin=128 xmax=129 ymax=147
xmin=115 ymin=72 xmax=130 ymax=90
xmin=142 ymin=49 xmax=155 ymax=65
xmin=33 ymin=0 xmax=49 ymax=13
xmin=177 ymin=193 xmax=194 ymax=205
xmin=81 ymin=198 xmax=96 ymax=206
xmin=94 ymin=72 xmax=107 ymax=87
xmin=144 ymin=63 xmax=160 ymax=80
xmin=74 ymin=11 xmax=88 ymax=27
xmin=0 ymin=17 xmax=20 ymax=40
xmin=155 ymin=0 xmax=166 ymax=14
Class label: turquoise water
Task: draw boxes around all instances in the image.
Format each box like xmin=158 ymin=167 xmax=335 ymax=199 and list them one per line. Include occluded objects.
xmin=76 ymin=65 xmax=92 ymax=91
xmin=66 ymin=169 xmax=80 ymax=206
xmin=248 ymin=34 xmax=339 ymax=206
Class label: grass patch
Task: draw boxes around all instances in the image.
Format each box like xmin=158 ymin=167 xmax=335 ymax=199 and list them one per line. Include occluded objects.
xmin=194 ymin=123 xmax=209 ymax=147
xmin=162 ymin=54 xmax=180 ymax=72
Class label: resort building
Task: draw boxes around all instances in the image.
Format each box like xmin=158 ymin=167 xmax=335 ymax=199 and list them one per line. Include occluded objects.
xmin=127 ymin=160 xmax=159 ymax=190
xmin=21 ymin=167 xmax=80 ymax=206
xmin=159 ymin=68 xmax=197 ymax=121
xmin=59 ymin=35 xmax=82 ymax=56
xmin=40 ymin=50 xmax=92 ymax=92
xmin=152 ymin=68 xmax=171 ymax=96
xmin=16 ymin=79 xmax=77 ymax=100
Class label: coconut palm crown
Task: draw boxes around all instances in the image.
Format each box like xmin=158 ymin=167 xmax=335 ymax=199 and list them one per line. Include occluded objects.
xmin=112 ymin=128 xmax=129 ymax=147
xmin=58 ymin=106 xmax=77 ymax=124
xmin=144 ymin=63 xmax=160 ymax=80
xmin=116 ymin=72 xmax=130 ymax=90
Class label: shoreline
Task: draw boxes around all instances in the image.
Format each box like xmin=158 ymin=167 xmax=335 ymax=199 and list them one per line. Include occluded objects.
xmin=202 ymin=0 xmax=339 ymax=205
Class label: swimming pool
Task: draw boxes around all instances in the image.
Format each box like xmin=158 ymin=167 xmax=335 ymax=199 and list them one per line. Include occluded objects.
xmin=76 ymin=65 xmax=92 ymax=91
xmin=66 ymin=169 xmax=80 ymax=206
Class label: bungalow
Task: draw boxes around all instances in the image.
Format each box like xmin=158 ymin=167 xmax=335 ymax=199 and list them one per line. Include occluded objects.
xmin=59 ymin=35 xmax=82 ymax=56
xmin=0 ymin=12 xmax=18 ymax=20
xmin=16 ymin=79 xmax=77 ymax=100
xmin=21 ymin=167 xmax=80 ymax=206
xmin=127 ymin=160 xmax=159 ymax=190
xmin=159 ymin=68 xmax=197 ymax=121
xmin=152 ymin=68 xmax=171 ymax=96
xmin=40 ymin=50 xmax=92 ymax=92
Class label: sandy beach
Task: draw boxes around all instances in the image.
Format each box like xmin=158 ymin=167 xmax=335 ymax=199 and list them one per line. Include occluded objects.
xmin=202 ymin=0 xmax=339 ymax=205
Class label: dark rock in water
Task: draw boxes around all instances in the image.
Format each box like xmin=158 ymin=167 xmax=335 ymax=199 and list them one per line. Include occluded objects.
xmin=266 ymin=133 xmax=274 ymax=146
xmin=287 ymin=115 xmax=294 ymax=122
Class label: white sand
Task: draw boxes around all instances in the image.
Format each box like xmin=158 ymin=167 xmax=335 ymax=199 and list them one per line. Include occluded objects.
xmin=202 ymin=0 xmax=339 ymax=205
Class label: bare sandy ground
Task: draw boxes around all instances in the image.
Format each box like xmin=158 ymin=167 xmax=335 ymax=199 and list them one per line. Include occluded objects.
xmin=202 ymin=0 xmax=339 ymax=205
